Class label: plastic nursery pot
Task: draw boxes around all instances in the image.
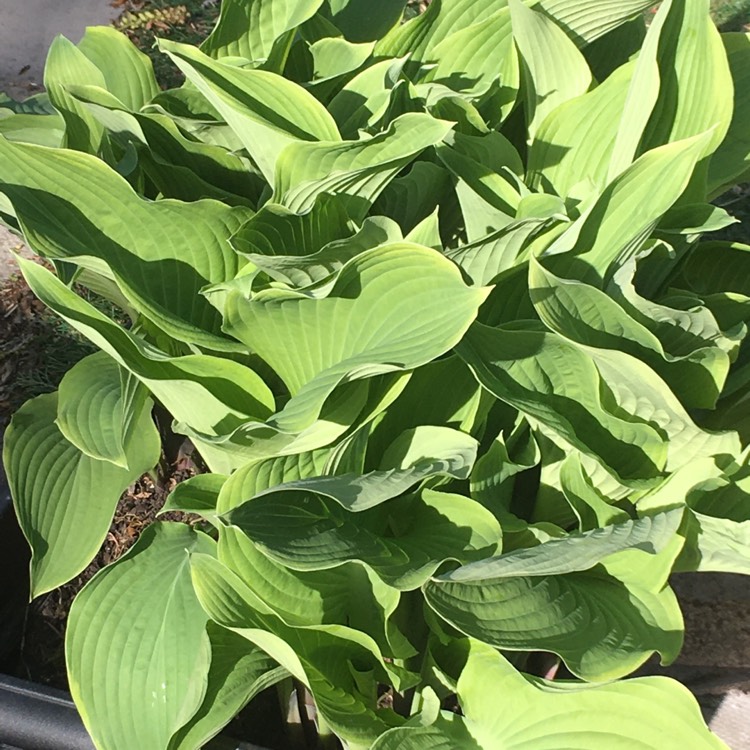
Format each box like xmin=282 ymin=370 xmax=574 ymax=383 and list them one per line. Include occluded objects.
xmin=0 ymin=673 xmax=275 ymax=750
xmin=0 ymin=674 xmax=94 ymax=750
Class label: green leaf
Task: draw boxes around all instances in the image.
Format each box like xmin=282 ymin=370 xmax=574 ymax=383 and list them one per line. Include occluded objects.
xmin=544 ymin=132 xmax=712 ymax=282
xmin=226 ymin=488 xmax=502 ymax=589
xmin=3 ymin=391 xmax=160 ymax=597
xmin=367 ymin=355 xmax=486 ymax=463
xmin=535 ymin=0 xmax=655 ymax=46
xmin=424 ymin=7 xmax=519 ymax=108
xmin=0 ymin=138 xmax=252 ymax=350
xmin=272 ymin=112 xmax=453 ymax=215
xmin=190 ymin=552 xmax=407 ymax=746
xmin=224 ymin=243 xmax=488 ymax=434
xmin=247 ymin=215 xmax=403 ymax=288
xmin=76 ymin=26 xmax=159 ymax=110
xmin=17 ymin=260 xmax=275 ymax=462
xmin=43 ymin=35 xmax=106 ymax=153
xmin=588 ymin=347 xmax=740 ymax=473
xmin=425 ymin=511 xmax=685 ymax=680
xmin=71 ymin=89 xmax=262 ymax=207
xmin=373 ymin=639 xmax=727 ymax=749
xmin=56 ymin=351 xmax=150 ymax=468
xmin=67 ymin=523 xmax=215 ymax=750
xmin=680 ymin=510 xmax=750 ymax=575
xmin=201 ymin=0 xmax=324 ymax=64
xmin=325 ymin=0 xmax=407 ymax=42
xmin=327 ymin=57 xmax=407 ymax=138
xmin=217 ymin=448 xmax=332 ymax=513
xmin=445 ymin=217 xmax=558 ymax=285
xmin=0 ymin=111 xmax=64 ymax=148
xmin=250 ymin=426 xmax=478 ymax=512
xmin=509 ymin=0 xmax=592 ymax=141
xmin=639 ymin=0 xmax=733 ymax=181
xmin=681 ymin=241 xmax=750 ymax=299
xmin=375 ymin=0 xmax=508 ymax=69
xmin=527 ymin=59 xmax=634 ymax=197
xmin=709 ymin=33 xmax=750 ymax=194
xmin=169 ymin=623 xmax=286 ymax=750
xmin=470 ymin=416 xmax=540 ymax=515
xmin=308 ymin=37 xmax=375 ymax=83
xmin=560 ymin=454 xmax=630 ymax=530
xmin=372 ymin=161 xmax=452 ymax=235
xmin=435 ymin=509 xmax=681 ymax=582
xmin=218 ymin=525 xmax=407 ymax=655
xmin=457 ymin=322 xmax=667 ymax=487
xmin=161 ymin=474 xmax=228 ymax=524
xmin=436 ymin=131 xmax=523 ymax=223
xmin=529 ymin=256 xmax=732 ymax=409
xmin=233 ymin=192 xmax=352 ymax=251
xmin=160 ymin=39 xmax=341 ymax=184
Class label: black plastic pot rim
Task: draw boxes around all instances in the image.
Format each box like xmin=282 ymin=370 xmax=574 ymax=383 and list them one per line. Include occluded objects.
xmin=0 ymin=674 xmax=276 ymax=750
xmin=0 ymin=674 xmax=94 ymax=750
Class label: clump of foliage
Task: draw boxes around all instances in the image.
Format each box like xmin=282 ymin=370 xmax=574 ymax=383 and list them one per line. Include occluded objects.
xmin=2 ymin=1 xmax=750 ymax=748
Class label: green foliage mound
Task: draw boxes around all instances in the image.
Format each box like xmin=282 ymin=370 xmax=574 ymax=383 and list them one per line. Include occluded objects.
xmin=2 ymin=1 xmax=750 ymax=748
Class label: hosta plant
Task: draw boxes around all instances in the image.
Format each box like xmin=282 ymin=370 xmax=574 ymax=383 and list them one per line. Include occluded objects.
xmin=2 ymin=0 xmax=750 ymax=748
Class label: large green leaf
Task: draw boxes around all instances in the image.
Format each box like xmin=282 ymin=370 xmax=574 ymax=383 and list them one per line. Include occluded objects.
xmin=534 ymin=0 xmax=655 ymax=46
xmin=639 ymin=0 xmax=733 ymax=177
xmin=372 ymin=639 xmax=727 ymax=749
xmin=527 ymin=59 xmax=634 ymax=196
xmin=509 ymin=0 xmax=592 ymax=140
xmin=0 ymin=138 xmax=251 ymax=349
xmin=423 ymin=7 xmax=518 ymax=107
xmin=367 ymin=356 xmax=486 ymax=463
xmin=445 ymin=217 xmax=558 ymax=285
xmin=17 ymin=260 xmax=275 ymax=457
xmin=0 ymin=110 xmax=64 ymax=148
xmin=425 ymin=511 xmax=685 ymax=680
xmin=244 ymin=215 xmax=402 ymax=289
xmin=529 ymin=256 xmax=732 ymax=408
xmin=375 ymin=0 xmax=509 ymax=69
xmin=272 ymin=113 xmax=453 ymax=215
xmin=3 ymin=392 xmax=159 ymax=597
xmin=160 ymin=39 xmax=341 ymax=183
xmin=76 ymin=26 xmax=159 ymax=110
xmin=308 ymin=37 xmax=376 ymax=85
xmin=560 ymin=454 xmax=630 ymax=530
xmin=71 ymin=88 xmax=261 ymax=207
xmin=325 ymin=0 xmax=407 ymax=42
xmin=190 ymin=552 xmax=407 ymax=746
xmin=43 ymin=35 xmax=107 ymax=153
xmin=327 ymin=57 xmax=408 ymax=138
xmin=224 ymin=242 xmax=488 ymax=433
xmin=218 ymin=525 xmax=407 ymax=655
xmin=201 ymin=0 xmax=323 ymax=64
xmin=56 ymin=351 xmax=151 ymax=468
xmin=169 ymin=623 xmax=286 ymax=750
xmin=543 ymin=132 xmax=711 ymax=282
xmin=372 ymin=161 xmax=452 ymax=235
xmin=709 ymin=33 xmax=750 ymax=194
xmin=66 ymin=523 xmax=215 ymax=750
xmin=226 ymin=488 xmax=502 ymax=589
xmin=244 ymin=426 xmax=478 ymax=511
xmin=436 ymin=131 xmax=523 ymax=224
xmin=456 ymin=322 xmax=667 ymax=486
